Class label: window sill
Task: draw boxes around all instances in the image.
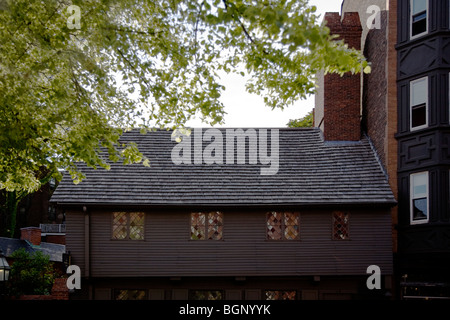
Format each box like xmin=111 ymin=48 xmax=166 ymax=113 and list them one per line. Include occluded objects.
xmin=188 ymin=239 xmax=225 ymax=242
xmin=110 ymin=238 xmax=146 ymax=241
xmin=265 ymin=239 xmax=301 ymax=242
xmin=395 ymin=124 xmax=450 ymax=140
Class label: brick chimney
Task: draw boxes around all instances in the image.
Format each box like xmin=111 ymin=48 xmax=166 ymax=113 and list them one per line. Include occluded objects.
xmin=20 ymin=227 xmax=41 ymax=246
xmin=316 ymin=12 xmax=362 ymax=141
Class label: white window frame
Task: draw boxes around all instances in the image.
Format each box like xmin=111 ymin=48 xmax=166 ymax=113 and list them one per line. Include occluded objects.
xmin=410 ymin=171 xmax=429 ymax=225
xmin=410 ymin=77 xmax=429 ymax=131
xmin=410 ymin=0 xmax=429 ymax=40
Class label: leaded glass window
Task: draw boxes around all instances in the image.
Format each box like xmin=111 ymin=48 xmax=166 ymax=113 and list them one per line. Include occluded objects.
xmin=191 ymin=212 xmax=206 ymax=240
xmin=265 ymin=290 xmax=297 ymax=300
xmin=207 ymin=211 xmax=223 ymax=240
xmin=267 ymin=212 xmax=300 ymax=240
xmin=267 ymin=212 xmax=282 ymax=240
xmin=190 ymin=290 xmax=223 ymax=300
xmin=284 ymin=212 xmax=300 ymax=240
xmin=332 ymin=211 xmax=349 ymax=240
xmin=191 ymin=211 xmax=223 ymax=240
xmin=129 ymin=212 xmax=145 ymax=240
xmin=112 ymin=212 xmax=128 ymax=240
xmin=112 ymin=212 xmax=144 ymax=240
xmin=114 ymin=289 xmax=146 ymax=300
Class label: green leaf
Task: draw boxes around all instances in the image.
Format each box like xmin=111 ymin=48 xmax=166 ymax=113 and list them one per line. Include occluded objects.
xmin=0 ymin=0 xmax=367 ymax=197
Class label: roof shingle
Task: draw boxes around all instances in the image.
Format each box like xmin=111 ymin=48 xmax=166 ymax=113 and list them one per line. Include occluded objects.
xmin=50 ymin=128 xmax=396 ymax=207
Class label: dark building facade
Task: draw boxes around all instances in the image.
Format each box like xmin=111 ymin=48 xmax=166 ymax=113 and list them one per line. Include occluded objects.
xmin=395 ymin=0 xmax=450 ymax=298
xmin=51 ymin=128 xmax=396 ymax=300
xmin=50 ymin=0 xmax=450 ymax=301
xmin=324 ymin=0 xmax=450 ymax=299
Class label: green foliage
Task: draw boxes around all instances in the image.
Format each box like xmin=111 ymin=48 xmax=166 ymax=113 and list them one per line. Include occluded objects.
xmin=7 ymin=248 xmax=56 ymax=296
xmin=0 ymin=0 xmax=368 ymax=194
xmin=287 ymin=110 xmax=314 ymax=128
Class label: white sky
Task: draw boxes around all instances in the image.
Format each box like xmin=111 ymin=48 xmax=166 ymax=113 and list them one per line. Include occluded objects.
xmin=185 ymin=0 xmax=343 ymax=128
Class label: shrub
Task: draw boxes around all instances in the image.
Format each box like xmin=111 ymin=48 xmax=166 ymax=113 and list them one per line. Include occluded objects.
xmin=7 ymin=248 xmax=56 ymax=296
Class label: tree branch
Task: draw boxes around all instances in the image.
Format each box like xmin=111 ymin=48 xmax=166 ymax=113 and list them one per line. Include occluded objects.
xmin=101 ymin=26 xmax=164 ymax=37
xmin=221 ymin=0 xmax=268 ymax=54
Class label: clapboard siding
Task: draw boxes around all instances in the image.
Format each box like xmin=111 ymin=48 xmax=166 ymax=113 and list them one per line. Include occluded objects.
xmin=65 ymin=210 xmax=85 ymax=275
xmin=67 ymin=208 xmax=393 ymax=278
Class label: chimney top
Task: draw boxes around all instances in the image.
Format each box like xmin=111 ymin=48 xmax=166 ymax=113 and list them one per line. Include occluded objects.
xmin=324 ymin=12 xmax=362 ymax=50
xmin=20 ymin=227 xmax=42 ymax=246
xmin=315 ymin=12 xmax=363 ymax=142
xmin=324 ymin=12 xmax=362 ymax=31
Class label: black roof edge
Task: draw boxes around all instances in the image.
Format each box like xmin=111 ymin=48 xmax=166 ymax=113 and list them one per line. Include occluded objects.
xmin=52 ymin=200 xmax=397 ymax=211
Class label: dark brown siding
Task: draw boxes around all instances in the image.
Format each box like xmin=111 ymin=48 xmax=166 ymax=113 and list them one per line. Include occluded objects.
xmin=65 ymin=210 xmax=86 ymax=276
xmin=67 ymin=208 xmax=393 ymax=278
xmin=89 ymin=275 xmax=379 ymax=300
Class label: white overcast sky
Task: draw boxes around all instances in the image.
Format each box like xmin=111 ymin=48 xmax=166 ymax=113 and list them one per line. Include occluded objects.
xmin=185 ymin=0 xmax=343 ymax=128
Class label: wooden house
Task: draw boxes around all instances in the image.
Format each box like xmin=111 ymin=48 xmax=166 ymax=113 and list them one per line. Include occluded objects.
xmin=51 ymin=127 xmax=396 ymax=300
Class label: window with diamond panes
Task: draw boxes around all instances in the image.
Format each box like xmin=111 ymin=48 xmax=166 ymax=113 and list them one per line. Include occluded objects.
xmin=284 ymin=212 xmax=300 ymax=240
xmin=114 ymin=289 xmax=146 ymax=300
xmin=207 ymin=211 xmax=223 ymax=240
xmin=332 ymin=211 xmax=349 ymax=240
xmin=190 ymin=290 xmax=223 ymax=300
xmin=190 ymin=211 xmax=223 ymax=240
xmin=112 ymin=212 xmax=128 ymax=240
xmin=190 ymin=212 xmax=206 ymax=240
xmin=267 ymin=212 xmax=300 ymax=240
xmin=112 ymin=212 xmax=144 ymax=240
xmin=265 ymin=290 xmax=297 ymax=300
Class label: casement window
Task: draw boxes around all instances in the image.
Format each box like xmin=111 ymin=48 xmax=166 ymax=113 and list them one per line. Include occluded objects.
xmin=410 ymin=0 xmax=428 ymax=39
xmin=190 ymin=211 xmax=223 ymax=240
xmin=190 ymin=290 xmax=223 ymax=300
xmin=332 ymin=211 xmax=350 ymax=240
xmin=112 ymin=212 xmax=145 ymax=240
xmin=266 ymin=212 xmax=300 ymax=240
xmin=265 ymin=290 xmax=297 ymax=300
xmin=114 ymin=289 xmax=146 ymax=300
xmin=410 ymin=172 xmax=429 ymax=224
xmin=410 ymin=77 xmax=428 ymax=131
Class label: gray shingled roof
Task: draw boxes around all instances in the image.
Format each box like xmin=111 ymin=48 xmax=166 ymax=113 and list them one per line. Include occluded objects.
xmin=50 ymin=128 xmax=396 ymax=207
xmin=0 ymin=237 xmax=66 ymax=262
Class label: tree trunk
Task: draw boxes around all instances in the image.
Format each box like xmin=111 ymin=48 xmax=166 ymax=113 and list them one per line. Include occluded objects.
xmin=7 ymin=191 xmax=19 ymax=238
xmin=1 ymin=171 xmax=53 ymax=237
xmin=4 ymin=190 xmax=28 ymax=238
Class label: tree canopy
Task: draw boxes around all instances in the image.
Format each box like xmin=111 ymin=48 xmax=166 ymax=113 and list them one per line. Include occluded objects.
xmin=0 ymin=0 xmax=369 ymax=193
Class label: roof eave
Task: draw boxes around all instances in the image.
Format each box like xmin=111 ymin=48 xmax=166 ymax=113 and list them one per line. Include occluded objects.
xmin=52 ymin=199 xmax=397 ymax=210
